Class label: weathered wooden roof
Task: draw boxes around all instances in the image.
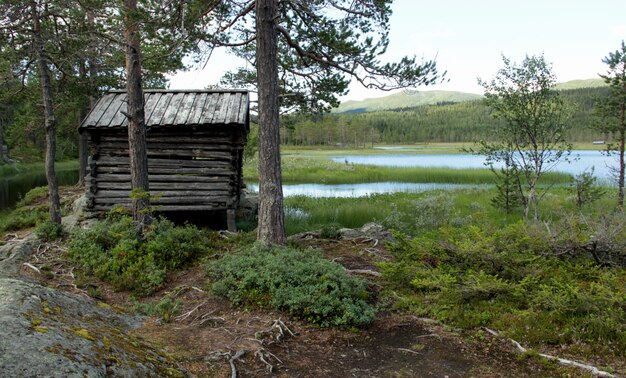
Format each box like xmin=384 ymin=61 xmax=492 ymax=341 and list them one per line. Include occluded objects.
xmin=80 ymin=89 xmax=249 ymax=130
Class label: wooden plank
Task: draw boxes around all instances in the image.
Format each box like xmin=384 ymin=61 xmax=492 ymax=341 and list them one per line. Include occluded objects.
xmin=173 ymin=92 xmax=195 ymax=125
xmin=97 ymin=181 xmax=231 ymax=190
xmin=98 ymin=141 xmax=236 ymax=150
xmin=186 ymin=93 xmax=208 ymax=124
xmin=95 ymin=156 xmax=234 ymax=168
xmin=95 ymin=166 xmax=234 ymax=175
xmin=92 ymin=204 xmax=228 ymax=212
xmin=95 ymin=190 xmax=231 ymax=198
xmin=225 ymin=92 xmax=239 ymax=124
xmin=97 ymin=174 xmax=232 ymax=183
xmin=109 ymin=93 xmax=130 ymax=127
xmin=98 ymin=93 xmax=125 ymax=127
xmin=160 ymin=92 xmax=185 ymax=125
xmin=143 ymin=92 xmax=161 ymax=127
xmin=199 ymin=93 xmax=219 ymax=124
xmin=82 ymin=93 xmax=116 ymax=127
xmin=97 ymin=147 xmax=235 ymax=160
xmin=147 ymin=92 xmax=173 ymax=125
xmin=236 ymin=93 xmax=248 ymax=124
xmin=213 ymin=92 xmax=231 ymax=124
xmin=95 ymin=196 xmax=230 ymax=205
xmin=103 ymin=134 xmax=234 ymax=143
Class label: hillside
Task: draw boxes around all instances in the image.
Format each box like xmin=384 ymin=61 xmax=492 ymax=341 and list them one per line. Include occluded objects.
xmin=333 ymin=90 xmax=483 ymax=113
xmin=285 ymin=85 xmax=611 ymax=145
xmin=334 ymin=79 xmax=608 ymax=114
xmin=554 ymin=78 xmax=607 ymax=90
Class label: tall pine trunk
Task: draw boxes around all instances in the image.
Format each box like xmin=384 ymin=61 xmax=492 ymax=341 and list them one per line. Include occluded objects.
xmin=32 ymin=0 xmax=61 ymax=224
xmin=123 ymin=0 xmax=151 ymax=231
xmin=255 ymin=0 xmax=285 ymax=245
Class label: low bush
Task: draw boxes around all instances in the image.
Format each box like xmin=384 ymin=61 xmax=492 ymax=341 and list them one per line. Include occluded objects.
xmin=133 ymin=298 xmax=181 ymax=323
xmin=207 ymin=244 xmax=375 ymax=327
xmin=380 ymin=221 xmax=626 ymax=356
xmin=35 ymin=221 xmax=65 ymax=241
xmin=68 ymin=213 xmax=213 ymax=296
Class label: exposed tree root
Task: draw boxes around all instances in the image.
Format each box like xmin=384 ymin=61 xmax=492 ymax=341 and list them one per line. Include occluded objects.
xmin=481 ymin=327 xmax=616 ymax=377
xmin=344 ymin=268 xmax=382 ymax=277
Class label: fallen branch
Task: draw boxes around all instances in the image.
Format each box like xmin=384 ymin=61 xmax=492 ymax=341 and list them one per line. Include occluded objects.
xmin=481 ymin=327 xmax=615 ymax=377
xmin=23 ymin=262 xmax=41 ymax=274
xmin=416 ymin=333 xmax=442 ymax=340
xmin=397 ymin=348 xmax=420 ymax=355
xmin=175 ymin=301 xmax=207 ymax=322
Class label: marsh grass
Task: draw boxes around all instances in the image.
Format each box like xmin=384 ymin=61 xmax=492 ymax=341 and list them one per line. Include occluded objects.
xmin=244 ymin=156 xmax=572 ymax=185
xmin=283 ymin=188 xmax=520 ymax=235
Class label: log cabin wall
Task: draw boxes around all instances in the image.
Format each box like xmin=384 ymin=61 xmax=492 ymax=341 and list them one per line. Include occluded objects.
xmin=79 ymin=90 xmax=249 ymax=230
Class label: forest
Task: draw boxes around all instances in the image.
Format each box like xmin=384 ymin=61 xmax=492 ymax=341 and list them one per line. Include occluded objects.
xmin=282 ymin=86 xmax=611 ymax=146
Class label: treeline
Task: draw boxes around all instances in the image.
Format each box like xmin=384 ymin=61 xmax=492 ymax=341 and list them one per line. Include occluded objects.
xmin=282 ymin=86 xmax=612 ymax=146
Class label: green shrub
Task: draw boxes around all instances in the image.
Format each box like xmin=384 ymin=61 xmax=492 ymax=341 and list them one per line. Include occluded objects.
xmin=207 ymin=244 xmax=375 ymax=327
xmin=0 ymin=206 xmax=48 ymax=232
xmin=133 ymin=298 xmax=181 ymax=323
xmin=381 ymin=222 xmax=626 ymax=355
xmin=68 ymin=214 xmax=213 ymax=296
xmin=35 ymin=221 xmax=65 ymax=241
xmin=16 ymin=186 xmax=49 ymax=207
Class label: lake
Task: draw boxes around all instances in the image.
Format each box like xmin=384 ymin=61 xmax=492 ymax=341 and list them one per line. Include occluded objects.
xmin=330 ymin=150 xmax=618 ymax=182
xmin=0 ymin=169 xmax=79 ymax=210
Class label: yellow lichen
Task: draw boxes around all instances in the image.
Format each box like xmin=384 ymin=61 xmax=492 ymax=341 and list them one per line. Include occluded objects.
xmin=31 ymin=317 xmax=43 ymax=327
xmin=34 ymin=326 xmax=49 ymax=333
xmin=73 ymin=328 xmax=95 ymax=341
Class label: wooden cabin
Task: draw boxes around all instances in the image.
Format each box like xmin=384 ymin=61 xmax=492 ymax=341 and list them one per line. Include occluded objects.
xmin=79 ymin=89 xmax=250 ymax=230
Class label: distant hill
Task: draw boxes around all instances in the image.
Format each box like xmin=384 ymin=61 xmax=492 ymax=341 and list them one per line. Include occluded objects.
xmin=554 ymin=78 xmax=607 ymax=90
xmin=334 ymin=79 xmax=608 ymax=114
xmin=333 ymin=90 xmax=483 ymax=113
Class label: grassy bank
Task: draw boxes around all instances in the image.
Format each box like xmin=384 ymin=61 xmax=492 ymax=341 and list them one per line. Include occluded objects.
xmin=0 ymin=160 xmax=79 ymax=178
xmin=244 ymin=156 xmax=572 ymax=185
xmin=281 ymin=142 xmax=608 ymax=156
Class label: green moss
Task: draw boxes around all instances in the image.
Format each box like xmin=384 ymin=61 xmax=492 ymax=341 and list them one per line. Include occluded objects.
xmin=73 ymin=328 xmax=95 ymax=341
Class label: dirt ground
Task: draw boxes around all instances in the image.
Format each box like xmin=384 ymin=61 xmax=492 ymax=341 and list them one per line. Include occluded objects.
xmin=10 ymin=226 xmax=595 ymax=378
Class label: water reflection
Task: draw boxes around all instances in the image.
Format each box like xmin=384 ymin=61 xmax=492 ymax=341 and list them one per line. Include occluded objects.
xmin=0 ymin=169 xmax=79 ymax=210
xmin=247 ymin=182 xmax=486 ymax=198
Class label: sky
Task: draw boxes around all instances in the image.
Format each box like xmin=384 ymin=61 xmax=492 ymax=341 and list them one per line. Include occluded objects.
xmin=168 ymin=0 xmax=626 ymax=102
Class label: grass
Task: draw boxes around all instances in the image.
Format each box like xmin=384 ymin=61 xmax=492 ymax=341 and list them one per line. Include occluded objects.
xmin=0 ymin=160 xmax=79 ymax=178
xmin=281 ymin=142 xmax=608 ymax=155
xmin=244 ymin=156 xmax=573 ymax=185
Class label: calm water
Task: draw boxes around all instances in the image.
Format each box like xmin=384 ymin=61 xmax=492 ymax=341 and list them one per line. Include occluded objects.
xmin=0 ymin=169 xmax=79 ymax=210
xmin=247 ymin=182 xmax=487 ymax=198
xmin=330 ymin=150 xmax=618 ymax=182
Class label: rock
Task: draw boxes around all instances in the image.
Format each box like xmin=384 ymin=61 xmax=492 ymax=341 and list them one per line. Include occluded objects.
xmin=0 ymin=236 xmax=37 ymax=278
xmin=0 ymin=237 xmax=187 ymax=377
xmin=236 ymin=191 xmax=258 ymax=221
xmin=340 ymin=222 xmax=392 ymax=241
xmin=0 ymin=278 xmax=184 ymax=377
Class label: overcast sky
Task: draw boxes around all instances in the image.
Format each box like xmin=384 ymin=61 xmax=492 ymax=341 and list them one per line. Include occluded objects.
xmin=168 ymin=0 xmax=626 ymax=101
